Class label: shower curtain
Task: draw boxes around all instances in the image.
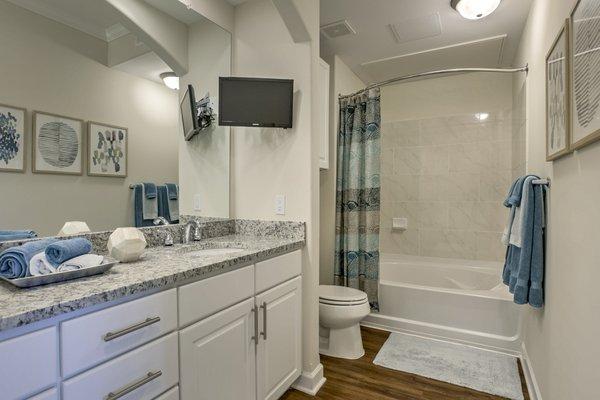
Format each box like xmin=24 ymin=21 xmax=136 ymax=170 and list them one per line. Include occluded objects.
xmin=334 ymin=88 xmax=381 ymax=310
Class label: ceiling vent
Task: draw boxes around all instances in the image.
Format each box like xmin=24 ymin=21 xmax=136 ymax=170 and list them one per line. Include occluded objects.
xmin=389 ymin=13 xmax=442 ymax=44
xmin=320 ymin=20 xmax=357 ymax=39
xmin=105 ymin=23 xmax=129 ymax=42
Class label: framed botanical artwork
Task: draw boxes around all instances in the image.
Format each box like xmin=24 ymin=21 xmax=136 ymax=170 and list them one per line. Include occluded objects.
xmin=546 ymin=20 xmax=571 ymax=161
xmin=87 ymin=121 xmax=128 ymax=177
xmin=33 ymin=111 xmax=84 ymax=175
xmin=570 ymin=0 xmax=600 ymax=150
xmin=0 ymin=103 xmax=26 ymax=172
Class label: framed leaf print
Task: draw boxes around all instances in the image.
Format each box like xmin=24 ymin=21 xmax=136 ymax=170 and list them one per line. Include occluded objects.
xmin=33 ymin=111 xmax=84 ymax=175
xmin=546 ymin=20 xmax=571 ymax=161
xmin=87 ymin=121 xmax=128 ymax=177
xmin=0 ymin=103 xmax=26 ymax=172
xmin=570 ymin=0 xmax=600 ymax=150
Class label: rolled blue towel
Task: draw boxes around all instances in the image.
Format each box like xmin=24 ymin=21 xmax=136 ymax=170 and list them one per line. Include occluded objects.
xmin=0 ymin=238 xmax=59 ymax=279
xmin=45 ymin=238 xmax=92 ymax=268
xmin=165 ymin=183 xmax=178 ymax=200
xmin=0 ymin=230 xmax=38 ymax=242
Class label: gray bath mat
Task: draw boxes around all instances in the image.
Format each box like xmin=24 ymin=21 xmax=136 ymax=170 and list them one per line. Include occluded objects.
xmin=373 ymin=333 xmax=524 ymax=400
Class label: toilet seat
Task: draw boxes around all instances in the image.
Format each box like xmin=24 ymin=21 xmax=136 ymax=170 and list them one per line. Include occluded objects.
xmin=319 ymin=285 xmax=368 ymax=306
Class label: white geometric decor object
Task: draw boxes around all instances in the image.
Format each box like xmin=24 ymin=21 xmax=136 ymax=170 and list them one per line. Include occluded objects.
xmin=107 ymin=227 xmax=147 ymax=262
xmin=58 ymin=221 xmax=91 ymax=236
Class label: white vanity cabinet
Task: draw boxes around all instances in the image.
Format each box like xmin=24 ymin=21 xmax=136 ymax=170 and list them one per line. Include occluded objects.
xmin=0 ymin=249 xmax=303 ymax=400
xmin=256 ymin=276 xmax=302 ymax=400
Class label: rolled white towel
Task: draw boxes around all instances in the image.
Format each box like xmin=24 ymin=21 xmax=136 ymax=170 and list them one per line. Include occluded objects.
xmin=29 ymin=253 xmax=57 ymax=276
xmin=57 ymin=254 xmax=104 ymax=272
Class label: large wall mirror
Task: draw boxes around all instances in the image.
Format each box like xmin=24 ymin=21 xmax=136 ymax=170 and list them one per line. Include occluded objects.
xmin=0 ymin=0 xmax=231 ymax=238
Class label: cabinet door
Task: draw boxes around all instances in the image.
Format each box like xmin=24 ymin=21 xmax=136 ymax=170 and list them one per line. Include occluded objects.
xmin=256 ymin=277 xmax=302 ymax=400
xmin=179 ymin=298 xmax=256 ymax=400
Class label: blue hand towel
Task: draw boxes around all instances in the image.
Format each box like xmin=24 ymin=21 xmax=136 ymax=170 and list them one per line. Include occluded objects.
xmin=0 ymin=238 xmax=59 ymax=279
xmin=45 ymin=238 xmax=92 ymax=268
xmin=165 ymin=183 xmax=178 ymax=200
xmin=142 ymin=183 xmax=157 ymax=199
xmin=133 ymin=185 xmax=155 ymax=228
xmin=0 ymin=230 xmax=38 ymax=242
xmin=157 ymin=186 xmax=179 ymax=224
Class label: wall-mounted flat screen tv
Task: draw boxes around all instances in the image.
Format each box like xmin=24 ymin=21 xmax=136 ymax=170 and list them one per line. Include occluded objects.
xmin=181 ymin=84 xmax=199 ymax=141
xmin=219 ymin=77 xmax=293 ymax=129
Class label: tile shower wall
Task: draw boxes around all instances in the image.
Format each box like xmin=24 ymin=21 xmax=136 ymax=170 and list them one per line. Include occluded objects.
xmin=380 ymin=112 xmax=523 ymax=261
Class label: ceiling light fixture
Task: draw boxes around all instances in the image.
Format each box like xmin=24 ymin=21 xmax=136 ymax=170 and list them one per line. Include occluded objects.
xmin=160 ymin=72 xmax=180 ymax=90
xmin=475 ymin=112 xmax=490 ymax=121
xmin=450 ymin=0 xmax=502 ymax=20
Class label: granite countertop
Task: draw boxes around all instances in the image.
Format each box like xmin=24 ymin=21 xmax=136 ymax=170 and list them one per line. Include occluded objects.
xmin=0 ymin=233 xmax=304 ymax=332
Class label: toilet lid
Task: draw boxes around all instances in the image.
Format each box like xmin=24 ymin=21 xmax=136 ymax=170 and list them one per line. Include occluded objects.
xmin=318 ymin=285 xmax=368 ymax=303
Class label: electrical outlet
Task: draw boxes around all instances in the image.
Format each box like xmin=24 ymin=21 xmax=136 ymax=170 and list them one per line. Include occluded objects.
xmin=275 ymin=195 xmax=286 ymax=215
xmin=193 ymin=194 xmax=202 ymax=211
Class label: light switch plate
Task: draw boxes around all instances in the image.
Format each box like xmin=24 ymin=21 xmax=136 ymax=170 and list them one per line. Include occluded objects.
xmin=193 ymin=194 xmax=202 ymax=211
xmin=275 ymin=195 xmax=286 ymax=215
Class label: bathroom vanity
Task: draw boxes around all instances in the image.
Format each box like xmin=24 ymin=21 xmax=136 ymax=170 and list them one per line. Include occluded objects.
xmin=0 ymin=221 xmax=304 ymax=400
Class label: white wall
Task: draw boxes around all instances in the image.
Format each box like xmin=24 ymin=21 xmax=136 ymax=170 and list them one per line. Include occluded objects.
xmin=318 ymin=53 xmax=365 ymax=285
xmin=0 ymin=1 xmax=179 ymax=237
xmin=513 ymin=0 xmax=600 ymax=399
xmin=231 ymin=0 xmax=322 ymax=380
xmin=179 ymin=19 xmax=231 ymax=218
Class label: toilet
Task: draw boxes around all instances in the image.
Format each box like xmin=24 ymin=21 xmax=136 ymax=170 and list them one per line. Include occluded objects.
xmin=318 ymin=285 xmax=371 ymax=359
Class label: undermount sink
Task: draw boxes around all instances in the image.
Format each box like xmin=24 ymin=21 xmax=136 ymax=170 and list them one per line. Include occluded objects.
xmin=184 ymin=248 xmax=246 ymax=257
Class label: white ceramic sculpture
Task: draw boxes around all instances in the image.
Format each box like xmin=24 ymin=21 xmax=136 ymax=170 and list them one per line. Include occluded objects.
xmin=58 ymin=221 xmax=91 ymax=236
xmin=107 ymin=228 xmax=147 ymax=262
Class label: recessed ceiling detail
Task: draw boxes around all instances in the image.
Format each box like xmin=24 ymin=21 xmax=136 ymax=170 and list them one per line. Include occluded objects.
xmin=361 ymin=34 xmax=507 ymax=83
xmin=320 ymin=19 xmax=357 ymax=39
xmin=389 ymin=13 xmax=442 ymax=44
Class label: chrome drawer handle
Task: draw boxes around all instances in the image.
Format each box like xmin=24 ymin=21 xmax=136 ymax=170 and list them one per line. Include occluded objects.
xmin=251 ymin=305 xmax=259 ymax=342
xmin=103 ymin=316 xmax=161 ymax=342
xmin=105 ymin=370 xmax=162 ymax=400
xmin=260 ymin=302 xmax=267 ymax=340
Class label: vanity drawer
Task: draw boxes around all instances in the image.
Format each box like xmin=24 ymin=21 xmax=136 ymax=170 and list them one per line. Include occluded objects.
xmin=256 ymin=250 xmax=302 ymax=293
xmin=0 ymin=327 xmax=57 ymax=400
xmin=61 ymin=289 xmax=177 ymax=377
xmin=62 ymin=332 xmax=179 ymax=400
xmin=154 ymin=386 xmax=179 ymax=400
xmin=179 ymin=264 xmax=254 ymax=327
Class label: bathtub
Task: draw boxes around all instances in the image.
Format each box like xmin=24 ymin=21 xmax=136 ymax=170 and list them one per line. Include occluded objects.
xmin=362 ymin=254 xmax=522 ymax=353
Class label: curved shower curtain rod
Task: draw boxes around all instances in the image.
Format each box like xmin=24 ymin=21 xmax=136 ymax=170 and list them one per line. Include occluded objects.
xmin=338 ymin=65 xmax=529 ymax=99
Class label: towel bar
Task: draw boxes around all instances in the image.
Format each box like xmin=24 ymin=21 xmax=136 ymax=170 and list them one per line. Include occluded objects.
xmin=532 ymin=178 xmax=550 ymax=187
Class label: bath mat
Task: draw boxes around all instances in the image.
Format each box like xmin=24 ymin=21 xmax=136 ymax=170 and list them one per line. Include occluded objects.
xmin=373 ymin=333 xmax=524 ymax=400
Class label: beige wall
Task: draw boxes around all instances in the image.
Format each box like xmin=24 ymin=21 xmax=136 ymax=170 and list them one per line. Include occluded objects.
xmin=0 ymin=1 xmax=179 ymax=237
xmin=231 ymin=0 xmax=322 ymax=379
xmin=318 ymin=53 xmax=365 ymax=285
xmin=513 ymin=0 xmax=600 ymax=399
xmin=379 ymin=73 xmax=519 ymax=261
xmin=179 ymin=19 xmax=230 ymax=218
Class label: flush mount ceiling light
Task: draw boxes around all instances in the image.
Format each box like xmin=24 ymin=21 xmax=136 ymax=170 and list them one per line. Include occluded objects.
xmin=450 ymin=0 xmax=502 ymax=20
xmin=160 ymin=72 xmax=179 ymax=90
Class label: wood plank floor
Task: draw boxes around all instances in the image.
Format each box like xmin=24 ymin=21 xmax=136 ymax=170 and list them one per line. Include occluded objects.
xmin=282 ymin=327 xmax=530 ymax=400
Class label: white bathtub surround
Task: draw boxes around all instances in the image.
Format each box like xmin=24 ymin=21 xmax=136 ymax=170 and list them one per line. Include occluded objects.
xmin=374 ymin=332 xmax=524 ymax=400
xmin=379 ymin=110 xmax=525 ymax=262
xmin=366 ymin=254 xmax=522 ymax=352
xmin=319 ymin=285 xmax=370 ymax=359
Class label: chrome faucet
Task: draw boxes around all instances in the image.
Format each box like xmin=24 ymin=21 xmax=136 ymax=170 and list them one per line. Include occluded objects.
xmin=183 ymin=220 xmax=202 ymax=244
xmin=153 ymin=217 xmax=174 ymax=246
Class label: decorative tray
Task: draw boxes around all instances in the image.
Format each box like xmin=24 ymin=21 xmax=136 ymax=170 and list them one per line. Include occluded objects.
xmin=0 ymin=257 xmax=119 ymax=288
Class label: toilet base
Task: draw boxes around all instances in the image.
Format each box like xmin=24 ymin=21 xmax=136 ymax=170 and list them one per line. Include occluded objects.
xmin=319 ymin=324 xmax=365 ymax=359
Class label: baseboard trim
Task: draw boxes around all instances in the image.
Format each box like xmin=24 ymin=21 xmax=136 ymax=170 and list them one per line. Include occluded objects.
xmin=520 ymin=342 xmax=542 ymax=400
xmin=292 ymin=363 xmax=326 ymax=396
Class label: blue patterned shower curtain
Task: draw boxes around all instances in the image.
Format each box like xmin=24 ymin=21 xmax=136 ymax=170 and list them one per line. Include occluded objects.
xmin=334 ymin=88 xmax=381 ymax=310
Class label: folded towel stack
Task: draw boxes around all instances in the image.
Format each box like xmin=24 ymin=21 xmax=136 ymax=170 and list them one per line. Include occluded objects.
xmin=0 ymin=230 xmax=38 ymax=242
xmin=0 ymin=237 xmax=96 ymax=279
xmin=502 ymin=175 xmax=546 ymax=308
